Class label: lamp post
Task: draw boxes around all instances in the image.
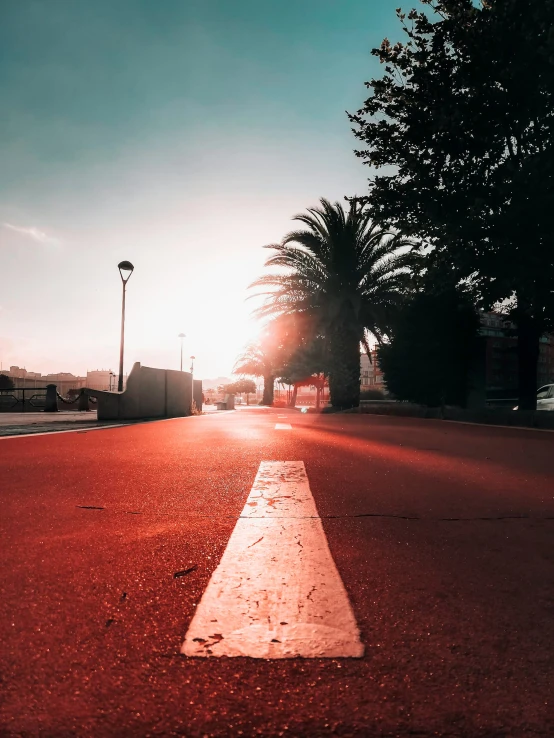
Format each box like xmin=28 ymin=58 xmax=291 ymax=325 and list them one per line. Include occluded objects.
xmin=117 ymin=260 xmax=134 ymax=392
xmin=190 ymin=355 xmax=195 ymax=413
xmin=178 ymin=333 xmax=186 ymax=371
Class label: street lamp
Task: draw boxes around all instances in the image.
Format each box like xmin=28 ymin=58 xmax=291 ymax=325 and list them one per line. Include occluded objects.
xmin=190 ymin=355 xmax=195 ymax=413
xmin=117 ymin=260 xmax=134 ymax=392
xmin=178 ymin=333 xmax=186 ymax=371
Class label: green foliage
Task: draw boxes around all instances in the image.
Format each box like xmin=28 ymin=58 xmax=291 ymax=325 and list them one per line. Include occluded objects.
xmin=252 ymin=198 xmax=414 ymax=409
xmin=378 ymin=287 xmax=480 ymax=407
xmin=349 ymin=0 xmax=554 ymax=408
xmin=278 ymin=336 xmax=329 ymax=408
xmin=0 ymin=374 xmax=15 ymax=389
xmin=278 ymin=336 xmax=329 ymax=386
xmin=223 ymin=379 xmax=257 ymax=395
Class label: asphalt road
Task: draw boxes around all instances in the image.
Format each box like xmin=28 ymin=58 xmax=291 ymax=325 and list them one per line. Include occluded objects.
xmin=1 ymin=407 xmax=552 ymax=737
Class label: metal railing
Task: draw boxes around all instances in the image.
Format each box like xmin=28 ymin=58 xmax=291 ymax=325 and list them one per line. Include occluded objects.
xmin=485 ymin=397 xmax=518 ymax=408
xmin=0 ymin=386 xmax=97 ymax=412
xmin=0 ymin=387 xmax=48 ymax=412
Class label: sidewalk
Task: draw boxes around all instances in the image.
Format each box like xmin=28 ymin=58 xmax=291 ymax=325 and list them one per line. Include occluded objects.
xmin=0 ymin=411 xmax=121 ymax=438
xmin=0 ymin=408 xmax=214 ymax=437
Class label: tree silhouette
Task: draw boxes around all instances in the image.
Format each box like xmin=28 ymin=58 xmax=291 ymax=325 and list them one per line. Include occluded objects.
xmin=233 ymin=329 xmax=280 ymax=406
xmin=223 ymin=379 xmax=257 ymax=405
xmin=349 ymin=0 xmax=554 ymax=409
xmin=379 ymin=286 xmax=480 ymax=407
xmin=252 ymin=198 xmax=413 ymax=408
xmin=0 ymin=374 xmax=15 ymax=390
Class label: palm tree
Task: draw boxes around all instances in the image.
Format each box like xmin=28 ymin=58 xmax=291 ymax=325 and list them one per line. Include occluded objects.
xmin=252 ymin=198 xmax=413 ymax=408
xmin=233 ymin=339 xmax=276 ymax=406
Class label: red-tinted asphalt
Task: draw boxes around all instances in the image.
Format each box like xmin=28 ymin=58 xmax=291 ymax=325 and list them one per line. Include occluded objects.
xmin=1 ymin=408 xmax=553 ymax=737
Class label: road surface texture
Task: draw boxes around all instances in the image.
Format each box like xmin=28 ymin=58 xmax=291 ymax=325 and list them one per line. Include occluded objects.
xmin=1 ymin=407 xmax=552 ymax=737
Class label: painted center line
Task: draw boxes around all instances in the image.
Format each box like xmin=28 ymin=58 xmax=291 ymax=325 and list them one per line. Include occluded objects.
xmin=275 ymin=423 xmax=293 ymax=430
xmin=182 ymin=461 xmax=364 ymax=658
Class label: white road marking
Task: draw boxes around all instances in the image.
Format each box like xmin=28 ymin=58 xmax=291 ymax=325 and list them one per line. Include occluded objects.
xmin=275 ymin=423 xmax=292 ymax=430
xmin=182 ymin=461 xmax=364 ymax=658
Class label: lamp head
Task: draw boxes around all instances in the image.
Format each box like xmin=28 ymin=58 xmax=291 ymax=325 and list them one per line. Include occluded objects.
xmin=178 ymin=333 xmax=186 ymax=339
xmin=118 ymin=260 xmax=134 ymax=283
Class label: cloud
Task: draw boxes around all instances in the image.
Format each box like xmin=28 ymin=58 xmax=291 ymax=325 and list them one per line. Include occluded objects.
xmin=2 ymin=222 xmax=59 ymax=245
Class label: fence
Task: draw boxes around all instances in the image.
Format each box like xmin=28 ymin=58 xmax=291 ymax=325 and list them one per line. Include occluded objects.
xmin=0 ymin=387 xmax=48 ymax=412
xmin=0 ymin=385 xmax=96 ymax=413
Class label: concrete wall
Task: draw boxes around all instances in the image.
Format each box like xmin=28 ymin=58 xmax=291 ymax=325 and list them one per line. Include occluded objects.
xmin=168 ymin=370 xmax=192 ymax=417
xmin=193 ymin=379 xmax=203 ymax=413
xmin=89 ymin=363 xmax=198 ymax=421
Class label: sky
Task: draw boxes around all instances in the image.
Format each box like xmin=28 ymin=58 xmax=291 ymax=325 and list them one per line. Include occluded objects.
xmin=0 ymin=0 xmax=404 ymax=379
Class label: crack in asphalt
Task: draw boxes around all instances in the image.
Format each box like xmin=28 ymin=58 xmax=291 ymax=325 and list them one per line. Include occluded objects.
xmin=74 ymin=506 xmax=554 ymax=522
xmin=321 ymin=513 xmax=554 ymax=522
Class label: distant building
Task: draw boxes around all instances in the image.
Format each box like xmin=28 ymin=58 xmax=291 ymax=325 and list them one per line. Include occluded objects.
xmin=480 ymin=312 xmax=554 ymax=392
xmin=360 ymin=350 xmax=385 ymax=390
xmin=357 ymin=314 xmax=554 ymax=402
xmin=7 ymin=366 xmax=41 ymax=380
xmin=359 ymin=313 xmax=554 ymax=399
xmin=42 ymin=373 xmax=87 ymax=396
xmin=3 ymin=366 xmax=45 ymax=388
xmin=2 ymin=364 xmax=126 ymax=394
xmin=86 ymin=370 xmax=115 ymax=391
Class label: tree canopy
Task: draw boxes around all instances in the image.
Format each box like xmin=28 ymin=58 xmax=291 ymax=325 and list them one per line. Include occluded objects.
xmin=349 ymin=0 xmax=554 ymax=409
xmin=233 ymin=321 xmax=289 ymax=405
xmin=223 ymin=379 xmax=257 ymax=396
xmin=0 ymin=374 xmax=15 ymax=390
xmin=378 ymin=286 xmax=480 ymax=407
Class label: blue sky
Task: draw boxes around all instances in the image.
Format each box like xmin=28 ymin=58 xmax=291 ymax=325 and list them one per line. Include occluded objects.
xmin=1 ymin=0 xmax=403 ymax=378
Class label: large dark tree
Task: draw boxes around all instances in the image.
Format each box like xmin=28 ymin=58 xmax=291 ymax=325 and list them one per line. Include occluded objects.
xmin=0 ymin=374 xmax=15 ymax=389
xmin=378 ymin=286 xmax=480 ymax=407
xmin=252 ymin=198 xmax=413 ymax=409
xmin=349 ymin=0 xmax=554 ymax=410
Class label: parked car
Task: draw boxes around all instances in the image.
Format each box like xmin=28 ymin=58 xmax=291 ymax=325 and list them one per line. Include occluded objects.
xmin=513 ymin=384 xmax=554 ymax=410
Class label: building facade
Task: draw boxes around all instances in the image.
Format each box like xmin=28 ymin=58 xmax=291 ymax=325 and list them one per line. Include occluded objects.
xmin=359 ymin=313 xmax=554 ymax=401
xmin=2 ymin=365 xmax=122 ymax=395
xmin=480 ymin=312 xmax=554 ymax=392
xmin=360 ymin=351 xmax=385 ymax=391
xmin=86 ymin=370 xmax=116 ymax=391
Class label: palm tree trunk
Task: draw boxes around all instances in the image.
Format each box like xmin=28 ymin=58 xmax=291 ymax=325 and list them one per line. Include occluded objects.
xmin=289 ymin=385 xmax=298 ymax=408
xmin=262 ymin=374 xmax=275 ymax=406
xmin=328 ymin=327 xmax=361 ymax=409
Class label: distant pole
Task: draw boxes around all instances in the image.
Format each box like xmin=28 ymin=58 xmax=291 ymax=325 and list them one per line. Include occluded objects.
xmin=117 ymin=261 xmax=134 ymax=392
xmin=178 ymin=333 xmax=186 ymax=371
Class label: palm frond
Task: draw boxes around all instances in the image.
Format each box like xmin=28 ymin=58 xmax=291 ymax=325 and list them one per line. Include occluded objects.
xmin=252 ymin=197 xmax=415 ymax=350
